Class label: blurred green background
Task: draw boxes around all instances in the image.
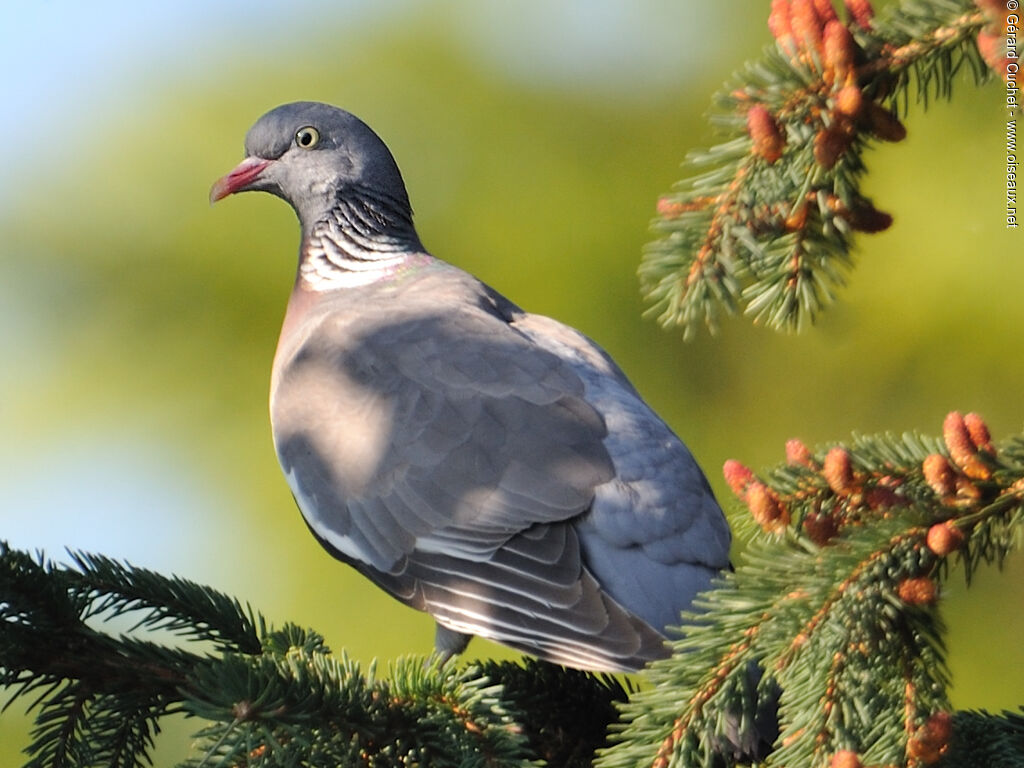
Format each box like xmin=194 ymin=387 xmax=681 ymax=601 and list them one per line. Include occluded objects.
xmin=1 ymin=0 xmax=1021 ymax=764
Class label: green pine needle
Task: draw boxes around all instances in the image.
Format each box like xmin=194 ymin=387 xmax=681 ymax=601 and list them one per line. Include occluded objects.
xmin=642 ymin=0 xmax=995 ymax=337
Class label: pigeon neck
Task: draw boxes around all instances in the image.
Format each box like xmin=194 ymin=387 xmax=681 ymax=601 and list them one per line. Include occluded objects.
xmin=298 ymin=185 xmax=423 ymax=290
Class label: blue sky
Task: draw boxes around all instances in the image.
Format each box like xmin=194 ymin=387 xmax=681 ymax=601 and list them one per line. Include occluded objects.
xmin=0 ymin=1 xmax=368 ymax=177
xmin=0 ymin=0 xmax=718 ymax=171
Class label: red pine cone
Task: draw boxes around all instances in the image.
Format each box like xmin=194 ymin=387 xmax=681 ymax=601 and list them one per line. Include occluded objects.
xmin=785 ymin=203 xmax=810 ymax=231
xmin=907 ymin=712 xmax=954 ymax=764
xmin=723 ymin=459 xmax=756 ymax=499
xmin=926 ymin=521 xmax=965 ymax=557
xmin=769 ymin=0 xmax=795 ymax=49
xmin=844 ymin=0 xmax=874 ymax=29
xmin=897 ymin=576 xmax=938 ymax=606
xmin=791 ymin=0 xmax=825 ymax=58
xmin=823 ymin=21 xmax=857 ymax=85
xmin=922 ymin=454 xmax=957 ymax=498
xmin=814 ymin=0 xmax=839 ymax=24
xmin=786 ymin=438 xmax=815 ymax=467
xmin=834 ymin=83 xmax=864 ymax=118
xmin=865 ymin=102 xmax=907 ymax=142
xmin=943 ymin=411 xmax=991 ymax=480
xmin=747 ymin=105 xmax=787 ymax=163
xmin=748 ymin=481 xmax=789 ymax=533
xmin=846 ymin=201 xmax=893 ymax=233
xmin=814 ymin=124 xmax=852 ymax=169
xmin=803 ymin=511 xmax=840 ymax=545
xmin=964 ymin=412 xmax=995 ymax=453
xmin=823 ymin=446 xmax=856 ymax=496
xmin=865 ymin=485 xmax=900 ymax=510
xmin=831 ymin=750 xmax=862 ymax=768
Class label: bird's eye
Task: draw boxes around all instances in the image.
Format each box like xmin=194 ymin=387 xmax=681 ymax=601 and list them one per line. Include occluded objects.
xmin=295 ymin=126 xmax=320 ymax=149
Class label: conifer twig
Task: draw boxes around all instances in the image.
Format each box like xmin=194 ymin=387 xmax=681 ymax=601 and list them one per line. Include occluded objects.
xmin=1 ymin=544 xmax=627 ymax=767
xmin=642 ymin=0 xmax=1006 ymax=337
xmin=600 ymin=410 xmax=1023 ymax=768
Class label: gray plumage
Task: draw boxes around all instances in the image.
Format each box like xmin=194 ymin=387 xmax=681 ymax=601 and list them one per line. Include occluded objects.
xmin=211 ymin=101 xmax=731 ymax=672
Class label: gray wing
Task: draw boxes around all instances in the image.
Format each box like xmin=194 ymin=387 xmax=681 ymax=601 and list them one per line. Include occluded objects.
xmin=511 ymin=313 xmax=732 ymax=634
xmin=271 ymin=283 xmax=668 ymax=670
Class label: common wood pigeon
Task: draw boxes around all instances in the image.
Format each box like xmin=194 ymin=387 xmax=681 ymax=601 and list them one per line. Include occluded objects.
xmin=211 ymin=102 xmax=731 ymax=672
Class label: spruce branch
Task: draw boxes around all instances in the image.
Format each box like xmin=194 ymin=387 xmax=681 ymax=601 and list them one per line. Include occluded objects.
xmin=643 ymin=0 xmax=1007 ymax=337
xmin=1 ymin=544 xmax=630 ymax=767
xmin=599 ymin=411 xmax=1023 ymax=768
xmin=0 ymin=544 xmax=196 ymax=768
xmin=476 ymin=660 xmax=630 ymax=767
xmin=942 ymin=708 xmax=1024 ymax=767
xmin=67 ymin=552 xmax=262 ymax=655
xmin=181 ymin=637 xmax=535 ymax=768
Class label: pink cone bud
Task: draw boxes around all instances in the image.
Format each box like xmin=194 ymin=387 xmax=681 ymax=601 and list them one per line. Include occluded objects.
xmin=898 ymin=576 xmax=937 ymax=606
xmin=844 ymin=0 xmax=874 ymax=29
xmin=834 ymin=83 xmax=864 ymax=117
xmin=922 ymin=454 xmax=956 ymax=498
xmin=823 ymin=446 xmax=855 ymax=496
xmin=748 ymin=482 xmax=789 ymax=532
xmin=823 ymin=21 xmax=857 ymax=85
xmin=747 ymin=105 xmax=787 ymax=163
xmin=791 ymin=0 xmax=825 ymax=58
xmin=926 ymin=521 xmax=964 ymax=556
xmin=723 ymin=459 xmax=756 ymax=499
xmin=943 ymin=411 xmax=990 ymax=480
xmin=964 ymin=412 xmax=994 ymax=453
xmin=786 ymin=438 xmax=815 ymax=467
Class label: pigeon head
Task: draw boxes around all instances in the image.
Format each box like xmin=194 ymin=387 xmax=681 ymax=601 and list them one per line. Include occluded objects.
xmin=210 ymin=101 xmax=411 ymax=228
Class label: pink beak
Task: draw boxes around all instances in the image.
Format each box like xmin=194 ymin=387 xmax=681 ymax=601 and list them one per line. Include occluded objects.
xmin=209 ymin=157 xmax=271 ymax=203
